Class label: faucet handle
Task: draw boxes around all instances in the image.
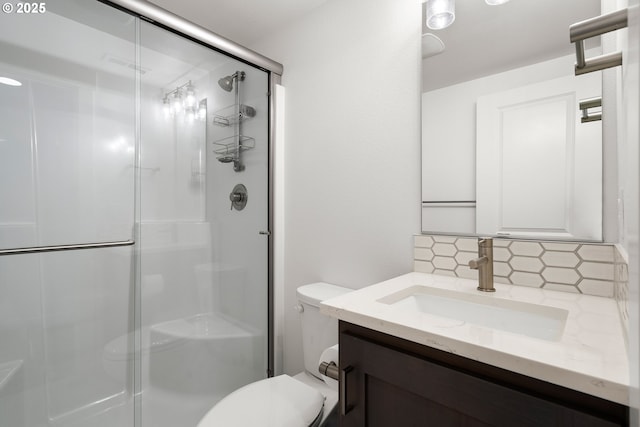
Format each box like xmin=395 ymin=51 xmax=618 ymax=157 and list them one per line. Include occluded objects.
xmin=468 ymin=256 xmax=488 ymax=269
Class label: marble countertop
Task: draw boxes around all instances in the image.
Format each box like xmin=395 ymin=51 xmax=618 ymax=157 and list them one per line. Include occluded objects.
xmin=320 ymin=272 xmax=629 ymax=405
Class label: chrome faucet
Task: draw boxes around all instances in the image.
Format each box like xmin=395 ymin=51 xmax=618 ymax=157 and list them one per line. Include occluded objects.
xmin=468 ymin=237 xmax=495 ymax=292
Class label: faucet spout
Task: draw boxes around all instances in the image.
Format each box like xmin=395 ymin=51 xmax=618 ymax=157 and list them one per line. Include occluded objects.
xmin=468 ymin=237 xmax=495 ymax=292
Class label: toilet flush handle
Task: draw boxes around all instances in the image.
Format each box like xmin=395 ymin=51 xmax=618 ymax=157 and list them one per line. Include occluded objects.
xmin=294 ymin=304 xmax=304 ymax=313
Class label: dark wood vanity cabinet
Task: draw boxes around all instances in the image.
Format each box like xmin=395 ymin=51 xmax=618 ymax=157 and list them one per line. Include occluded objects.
xmin=338 ymin=322 xmax=628 ymax=427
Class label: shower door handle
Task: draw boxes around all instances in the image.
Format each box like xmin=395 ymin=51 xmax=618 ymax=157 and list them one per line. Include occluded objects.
xmin=0 ymin=240 xmax=135 ymax=256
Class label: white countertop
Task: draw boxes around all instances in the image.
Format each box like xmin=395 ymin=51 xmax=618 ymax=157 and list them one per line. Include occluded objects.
xmin=320 ymin=272 xmax=629 ymax=405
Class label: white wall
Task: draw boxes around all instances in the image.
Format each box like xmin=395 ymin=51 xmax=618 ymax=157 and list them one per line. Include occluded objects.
xmin=601 ymin=0 xmax=640 ymax=422
xmin=251 ymin=0 xmax=422 ymax=374
xmin=606 ymin=0 xmax=640 ymax=422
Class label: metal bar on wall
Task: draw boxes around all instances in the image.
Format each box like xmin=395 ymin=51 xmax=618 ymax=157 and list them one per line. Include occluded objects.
xmin=579 ymin=97 xmax=602 ymax=123
xmin=570 ymin=8 xmax=628 ymax=75
xmin=0 ymin=240 xmax=135 ymax=256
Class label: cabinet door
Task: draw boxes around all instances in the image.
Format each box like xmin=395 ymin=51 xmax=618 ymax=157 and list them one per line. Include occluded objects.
xmin=339 ymin=331 xmax=619 ymax=427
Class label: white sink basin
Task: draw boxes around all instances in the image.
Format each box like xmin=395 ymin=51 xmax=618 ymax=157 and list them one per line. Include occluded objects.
xmin=377 ymin=285 xmax=568 ymax=341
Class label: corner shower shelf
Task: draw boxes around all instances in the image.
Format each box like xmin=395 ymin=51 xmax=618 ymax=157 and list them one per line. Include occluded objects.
xmin=212 ymin=104 xmax=256 ymax=127
xmin=212 ymin=135 xmax=255 ymax=161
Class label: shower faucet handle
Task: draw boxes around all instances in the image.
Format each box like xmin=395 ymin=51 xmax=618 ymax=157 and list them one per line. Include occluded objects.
xmin=230 ymin=192 xmax=243 ymax=209
xmin=229 ymin=184 xmax=248 ymax=211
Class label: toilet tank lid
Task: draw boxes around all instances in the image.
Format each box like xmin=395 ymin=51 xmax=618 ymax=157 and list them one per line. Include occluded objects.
xmin=296 ymin=282 xmax=352 ymax=306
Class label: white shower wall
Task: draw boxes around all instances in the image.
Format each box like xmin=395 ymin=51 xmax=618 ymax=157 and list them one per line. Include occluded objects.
xmin=203 ymin=65 xmax=269 ymax=332
xmin=138 ymin=81 xmax=210 ymax=327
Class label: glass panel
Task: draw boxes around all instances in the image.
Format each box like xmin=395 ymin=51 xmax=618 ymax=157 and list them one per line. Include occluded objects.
xmin=0 ymin=247 xmax=135 ymax=427
xmin=139 ymin=22 xmax=269 ymax=426
xmin=0 ymin=1 xmax=135 ymax=250
xmin=0 ymin=1 xmax=136 ymax=426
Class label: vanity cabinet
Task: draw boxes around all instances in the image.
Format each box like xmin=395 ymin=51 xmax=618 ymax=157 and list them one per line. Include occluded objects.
xmin=339 ymin=322 xmax=627 ymax=427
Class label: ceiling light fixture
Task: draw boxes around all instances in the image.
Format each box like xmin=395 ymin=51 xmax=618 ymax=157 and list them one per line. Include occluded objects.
xmin=161 ymin=81 xmax=207 ymax=123
xmin=485 ymin=0 xmax=510 ymax=5
xmin=426 ymin=0 xmax=455 ymax=30
xmin=184 ymin=81 xmax=196 ymax=108
xmin=0 ymin=77 xmax=22 ymax=86
xmin=163 ymin=80 xmax=204 ymax=121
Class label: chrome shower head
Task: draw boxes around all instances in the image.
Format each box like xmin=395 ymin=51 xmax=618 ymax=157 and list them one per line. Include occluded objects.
xmin=218 ymin=75 xmax=234 ymax=92
xmin=217 ymin=71 xmax=245 ymax=92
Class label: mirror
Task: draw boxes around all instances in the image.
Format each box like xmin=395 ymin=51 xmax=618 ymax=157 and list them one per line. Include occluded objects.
xmin=421 ymin=0 xmax=604 ymax=241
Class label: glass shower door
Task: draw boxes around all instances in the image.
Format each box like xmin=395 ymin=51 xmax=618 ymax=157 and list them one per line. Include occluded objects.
xmin=137 ymin=21 xmax=270 ymax=427
xmin=0 ymin=2 xmax=272 ymax=426
xmin=0 ymin=1 xmax=137 ymax=426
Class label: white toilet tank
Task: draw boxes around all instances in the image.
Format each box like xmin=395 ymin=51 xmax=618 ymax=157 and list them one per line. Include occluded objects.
xmin=296 ymin=282 xmax=352 ymax=379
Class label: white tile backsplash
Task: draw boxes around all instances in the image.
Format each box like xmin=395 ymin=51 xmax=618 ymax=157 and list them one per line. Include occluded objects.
xmin=577 ymin=245 xmax=615 ymax=262
xmin=578 ymin=279 xmax=614 ymax=297
xmin=415 ymin=235 xmax=434 ymax=248
xmin=541 ymin=267 xmax=581 ymax=284
xmin=509 ymin=256 xmax=544 ymax=273
xmin=509 ymin=241 xmax=544 ymax=257
xmin=509 ymin=271 xmax=545 ymax=287
xmin=432 ymin=242 xmax=457 ymax=256
xmin=453 ymin=237 xmax=478 ymax=252
xmin=413 ymin=235 xmax=621 ymax=299
xmin=414 ymin=247 xmax=434 ymax=261
xmin=541 ymin=242 xmax=579 ymax=252
xmin=541 ymin=251 xmax=580 ymax=268
xmin=578 ymin=262 xmax=614 ymax=281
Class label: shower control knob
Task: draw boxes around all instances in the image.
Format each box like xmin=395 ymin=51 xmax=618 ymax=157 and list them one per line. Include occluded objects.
xmin=229 ymin=184 xmax=248 ymax=211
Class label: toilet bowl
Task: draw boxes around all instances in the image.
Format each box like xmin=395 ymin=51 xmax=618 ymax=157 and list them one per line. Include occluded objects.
xmin=197 ymin=282 xmax=351 ymax=427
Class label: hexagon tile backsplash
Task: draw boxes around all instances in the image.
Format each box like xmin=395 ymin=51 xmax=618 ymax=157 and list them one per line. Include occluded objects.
xmin=414 ymin=235 xmax=619 ymax=298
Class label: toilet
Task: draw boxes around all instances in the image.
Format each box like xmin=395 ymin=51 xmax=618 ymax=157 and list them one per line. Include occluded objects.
xmin=197 ymin=282 xmax=352 ymax=427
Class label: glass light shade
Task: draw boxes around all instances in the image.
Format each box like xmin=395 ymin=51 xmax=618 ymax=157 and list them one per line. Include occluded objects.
xmin=426 ymin=0 xmax=455 ymax=30
xmin=485 ymin=0 xmax=510 ymax=4
xmin=172 ymin=91 xmax=183 ymax=114
xmin=184 ymin=83 xmax=196 ymax=108
xmin=198 ymin=100 xmax=207 ymax=120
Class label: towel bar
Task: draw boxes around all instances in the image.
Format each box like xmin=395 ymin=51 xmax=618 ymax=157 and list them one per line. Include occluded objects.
xmin=570 ymin=8 xmax=628 ymax=75
xmin=0 ymin=240 xmax=135 ymax=256
xmin=579 ymin=97 xmax=602 ymax=123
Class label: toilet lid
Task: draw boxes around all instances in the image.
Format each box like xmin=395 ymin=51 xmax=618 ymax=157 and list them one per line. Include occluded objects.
xmin=198 ymin=375 xmax=324 ymax=427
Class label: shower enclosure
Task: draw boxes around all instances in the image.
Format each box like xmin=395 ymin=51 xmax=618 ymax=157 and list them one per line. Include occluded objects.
xmin=0 ymin=1 xmax=279 ymax=425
